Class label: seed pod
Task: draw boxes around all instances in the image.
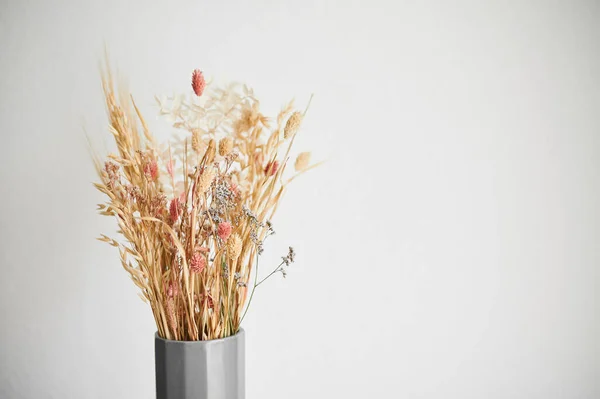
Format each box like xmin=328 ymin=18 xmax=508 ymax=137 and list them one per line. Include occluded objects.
xmin=192 ymin=128 xmax=202 ymax=153
xmin=197 ymin=168 xmax=216 ymax=194
xmin=166 ymin=299 xmax=177 ymax=332
xmin=227 ymin=234 xmax=242 ymax=260
xmin=218 ymin=137 xmax=233 ymax=156
xmin=191 ymin=69 xmax=206 ymax=97
xmin=294 ymin=152 xmax=311 ymax=171
xmin=283 ymin=111 xmax=302 ymax=139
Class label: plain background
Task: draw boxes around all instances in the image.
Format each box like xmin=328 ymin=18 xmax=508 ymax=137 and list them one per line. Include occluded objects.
xmin=1 ymin=0 xmax=599 ymax=398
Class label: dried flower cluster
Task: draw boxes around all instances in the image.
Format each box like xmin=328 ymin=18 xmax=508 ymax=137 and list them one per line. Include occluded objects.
xmin=93 ymin=64 xmax=319 ymax=341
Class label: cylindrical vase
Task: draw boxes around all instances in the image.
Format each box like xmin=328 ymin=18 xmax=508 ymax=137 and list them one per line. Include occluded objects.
xmin=155 ymin=329 xmax=245 ymax=399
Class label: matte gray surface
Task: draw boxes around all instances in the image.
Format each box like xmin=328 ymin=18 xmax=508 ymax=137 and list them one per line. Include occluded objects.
xmin=155 ymin=329 xmax=245 ymax=399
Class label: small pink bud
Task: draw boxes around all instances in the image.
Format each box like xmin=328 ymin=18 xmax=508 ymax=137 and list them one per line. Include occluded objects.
xmin=192 ymin=69 xmax=206 ymax=97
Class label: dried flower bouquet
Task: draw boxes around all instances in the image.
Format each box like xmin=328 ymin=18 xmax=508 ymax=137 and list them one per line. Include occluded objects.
xmin=93 ymin=65 xmax=318 ymax=341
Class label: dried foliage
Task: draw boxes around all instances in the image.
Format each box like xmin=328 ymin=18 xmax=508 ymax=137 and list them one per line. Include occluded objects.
xmin=93 ymin=64 xmax=319 ymax=341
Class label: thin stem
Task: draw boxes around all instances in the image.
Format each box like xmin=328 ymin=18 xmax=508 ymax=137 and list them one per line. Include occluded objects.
xmin=239 ymin=252 xmax=260 ymax=325
xmin=303 ymin=93 xmax=314 ymax=116
xmin=256 ymin=261 xmax=285 ymax=287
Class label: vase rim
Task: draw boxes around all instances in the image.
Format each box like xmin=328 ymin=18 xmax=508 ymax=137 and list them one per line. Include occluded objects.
xmin=155 ymin=328 xmax=245 ymax=345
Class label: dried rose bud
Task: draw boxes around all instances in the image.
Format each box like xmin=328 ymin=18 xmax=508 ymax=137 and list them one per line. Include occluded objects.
xmin=191 ymin=69 xmax=206 ymax=97
xmin=218 ymin=137 xmax=233 ymax=157
xmin=190 ymin=252 xmax=206 ymax=274
xmin=294 ymin=152 xmax=311 ymax=172
xmin=217 ymin=222 xmax=232 ymax=241
xmin=264 ymin=160 xmax=279 ymax=176
xmin=284 ymin=111 xmax=302 ymax=139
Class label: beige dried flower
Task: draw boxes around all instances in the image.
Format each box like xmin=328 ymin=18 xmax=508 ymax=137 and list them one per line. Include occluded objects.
xmin=235 ymin=102 xmax=264 ymax=133
xmin=284 ymin=111 xmax=302 ymax=139
xmin=192 ymin=128 xmax=202 ymax=153
xmin=295 ymin=152 xmax=311 ymax=171
xmin=197 ymin=168 xmax=215 ymax=194
xmin=218 ymin=137 xmax=233 ymax=157
xmin=227 ymin=234 xmax=242 ymax=260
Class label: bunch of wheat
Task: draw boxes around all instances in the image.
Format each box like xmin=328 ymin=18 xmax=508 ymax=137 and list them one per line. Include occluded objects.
xmin=93 ymin=65 xmax=318 ymax=341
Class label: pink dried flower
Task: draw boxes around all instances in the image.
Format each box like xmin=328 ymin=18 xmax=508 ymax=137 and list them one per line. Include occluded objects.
xmin=190 ymin=252 xmax=206 ymax=274
xmin=166 ymin=299 xmax=177 ymax=332
xmin=264 ymin=160 xmax=279 ymax=176
xmin=104 ymin=161 xmax=120 ymax=187
xmin=144 ymin=160 xmax=159 ymax=181
xmin=192 ymin=69 xmax=206 ymax=97
xmin=169 ymin=199 xmax=182 ymax=223
xmin=217 ymin=222 xmax=232 ymax=241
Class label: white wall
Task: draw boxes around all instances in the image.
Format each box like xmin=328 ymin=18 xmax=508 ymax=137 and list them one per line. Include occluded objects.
xmin=1 ymin=1 xmax=599 ymax=398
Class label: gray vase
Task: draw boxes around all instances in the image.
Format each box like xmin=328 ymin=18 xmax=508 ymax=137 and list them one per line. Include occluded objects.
xmin=155 ymin=329 xmax=245 ymax=399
